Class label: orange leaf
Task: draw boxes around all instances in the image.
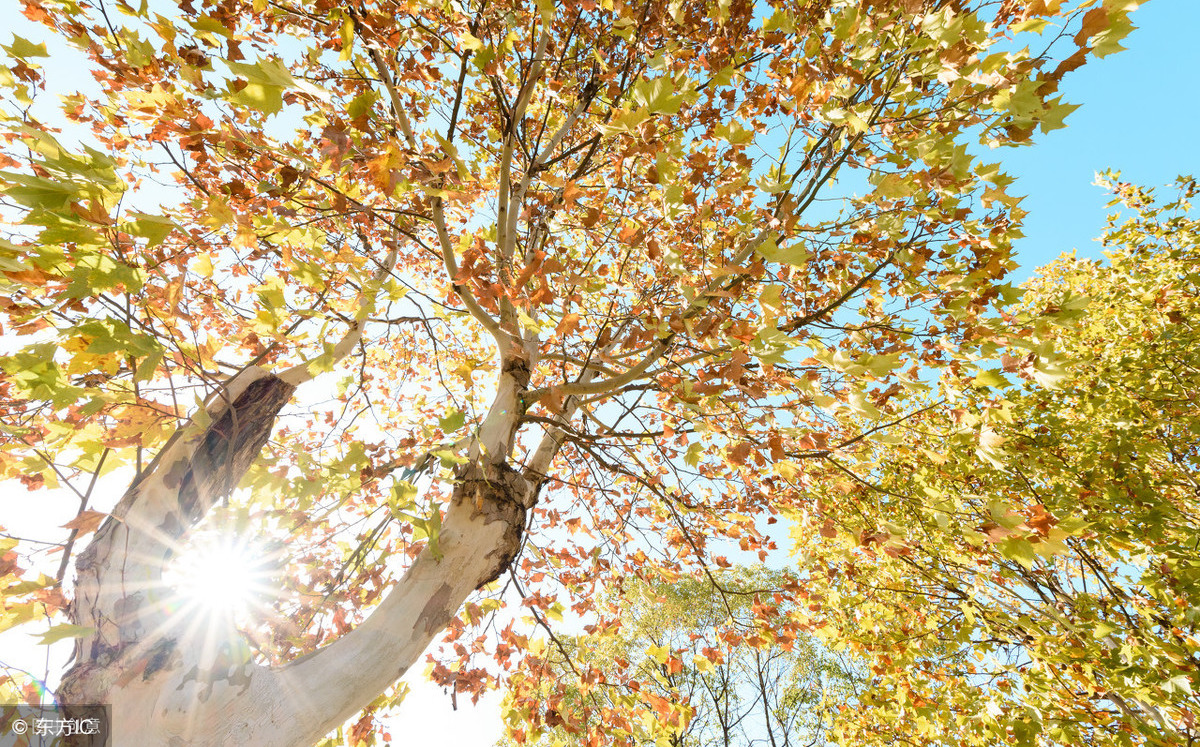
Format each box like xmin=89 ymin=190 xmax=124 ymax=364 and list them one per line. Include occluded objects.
xmin=725 ymin=442 xmax=751 ymax=465
xmin=62 ymin=510 xmax=109 ymax=536
xmin=555 ymin=313 xmax=581 ymax=336
xmin=529 ymin=282 xmax=555 ymax=305
xmin=562 ymin=181 xmax=583 ymax=205
xmin=1074 ymin=7 xmax=1109 ymax=46
xmin=1053 ymin=47 xmax=1089 ymax=80
xmin=978 ymin=522 xmax=1014 ymax=543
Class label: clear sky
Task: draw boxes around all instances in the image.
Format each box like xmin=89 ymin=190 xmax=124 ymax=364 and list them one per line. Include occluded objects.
xmin=1000 ymin=0 xmax=1200 ymax=280
xmin=1 ymin=2 xmax=1197 ymax=745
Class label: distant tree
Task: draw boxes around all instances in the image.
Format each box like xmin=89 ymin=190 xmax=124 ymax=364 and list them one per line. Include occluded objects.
xmin=500 ymin=569 xmax=859 ymax=747
xmin=793 ymin=176 xmax=1200 ymax=746
xmin=0 ymin=0 xmax=1131 ymax=744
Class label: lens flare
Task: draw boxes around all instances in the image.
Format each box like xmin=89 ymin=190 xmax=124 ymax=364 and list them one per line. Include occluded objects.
xmin=166 ymin=534 xmax=273 ymax=619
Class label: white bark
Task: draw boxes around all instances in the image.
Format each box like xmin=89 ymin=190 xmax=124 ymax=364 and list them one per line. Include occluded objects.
xmin=64 ymin=366 xmax=294 ymax=693
xmin=121 ymin=470 xmax=528 ymax=746
xmin=53 ymin=52 xmax=557 ymax=730
xmin=61 ymin=316 xmax=538 ymax=746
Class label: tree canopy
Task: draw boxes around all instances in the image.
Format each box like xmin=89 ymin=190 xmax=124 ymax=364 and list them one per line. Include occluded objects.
xmin=501 ymin=568 xmax=860 ymax=747
xmin=0 ymin=0 xmax=1148 ymax=744
xmin=509 ymin=176 xmax=1200 ymax=747
xmin=792 ymin=175 xmax=1200 ymax=746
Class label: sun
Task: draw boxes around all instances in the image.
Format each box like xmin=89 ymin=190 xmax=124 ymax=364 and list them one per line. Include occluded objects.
xmin=166 ymin=534 xmax=273 ymax=619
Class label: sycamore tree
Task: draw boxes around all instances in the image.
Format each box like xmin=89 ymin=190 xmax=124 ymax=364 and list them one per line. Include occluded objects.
xmin=791 ymin=176 xmax=1200 ymax=746
xmin=499 ymin=569 xmax=860 ymax=747
xmin=0 ymin=0 xmax=1135 ymax=744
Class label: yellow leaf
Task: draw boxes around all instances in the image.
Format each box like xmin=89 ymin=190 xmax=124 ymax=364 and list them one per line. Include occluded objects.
xmin=646 ymin=644 xmax=669 ymax=664
xmin=193 ymin=253 xmax=213 ymax=278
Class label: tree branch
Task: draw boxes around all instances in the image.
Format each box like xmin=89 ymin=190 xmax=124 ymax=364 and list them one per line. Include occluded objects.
xmin=279 ymin=244 xmax=399 ymax=386
xmin=431 ymin=198 xmax=510 ymax=352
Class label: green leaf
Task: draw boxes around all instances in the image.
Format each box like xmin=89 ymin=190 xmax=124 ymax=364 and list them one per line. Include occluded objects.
xmin=34 ymin=623 xmax=95 ymax=646
xmin=973 ymin=369 xmax=1010 ymax=388
xmin=714 ymin=120 xmax=754 ymax=146
xmin=433 ymin=449 xmax=468 ymax=468
xmin=0 ymin=602 xmax=40 ymax=635
xmin=631 ymin=77 xmax=684 ymax=116
xmin=4 ymin=36 xmax=49 ymax=58
xmin=227 ymin=81 xmax=284 ymax=114
xmin=1010 ymin=17 xmax=1051 ymax=34
xmin=1164 ymin=675 xmax=1193 ymax=696
xmin=338 ymin=16 xmax=354 ymax=60
xmin=999 ymin=537 xmax=1035 ymax=570
xmin=762 ymin=9 xmax=795 ymax=32
xmin=134 ymin=346 xmax=164 ymax=382
xmin=391 ymin=480 xmax=419 ymax=512
xmin=1032 ymin=360 xmax=1068 ymax=388
xmin=1 ymin=171 xmax=78 ymax=210
xmin=460 ymin=32 xmax=485 ymax=51
xmin=228 ymin=58 xmax=294 ymax=88
xmin=756 ymin=236 xmax=810 ymax=267
xmin=864 ymin=353 xmax=903 ymax=378
xmin=438 ymin=409 xmax=466 ymax=433
xmin=127 ymin=212 xmax=177 ymax=247
xmin=347 ymin=91 xmax=378 ymax=120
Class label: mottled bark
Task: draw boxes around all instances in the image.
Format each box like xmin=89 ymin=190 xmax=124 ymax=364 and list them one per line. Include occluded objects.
xmin=61 ymin=368 xmax=295 ymax=708
xmin=58 ymin=350 xmax=538 ymax=745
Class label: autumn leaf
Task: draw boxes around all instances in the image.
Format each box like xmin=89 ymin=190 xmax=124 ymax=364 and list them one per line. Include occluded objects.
xmin=60 ymin=510 xmax=109 ymax=536
xmin=34 ymin=624 xmax=95 ymax=646
xmin=0 ymin=0 xmax=1148 ymax=744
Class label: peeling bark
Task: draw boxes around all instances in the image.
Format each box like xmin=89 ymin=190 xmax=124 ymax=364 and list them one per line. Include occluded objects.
xmin=229 ymin=463 xmax=533 ymax=746
xmin=61 ymin=368 xmax=294 ymax=708
xmin=57 ymin=352 xmax=540 ymax=745
xmin=456 ymin=460 xmax=533 ymax=588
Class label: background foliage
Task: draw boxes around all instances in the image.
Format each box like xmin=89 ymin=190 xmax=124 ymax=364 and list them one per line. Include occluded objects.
xmin=0 ymin=0 xmax=1176 ymax=744
xmin=791 ymin=176 xmax=1200 ymax=746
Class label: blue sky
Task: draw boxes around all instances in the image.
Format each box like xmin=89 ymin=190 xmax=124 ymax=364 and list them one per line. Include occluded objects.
xmin=6 ymin=0 xmax=1190 ymax=281
xmin=1 ymin=1 xmax=1194 ymax=743
xmin=1002 ymin=0 xmax=1200 ymax=280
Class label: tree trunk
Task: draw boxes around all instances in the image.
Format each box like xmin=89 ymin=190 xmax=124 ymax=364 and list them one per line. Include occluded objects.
xmin=59 ymin=361 xmax=535 ymax=746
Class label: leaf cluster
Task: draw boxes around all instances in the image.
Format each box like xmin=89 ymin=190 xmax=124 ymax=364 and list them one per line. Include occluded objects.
xmin=792 ymin=176 xmax=1200 ymax=746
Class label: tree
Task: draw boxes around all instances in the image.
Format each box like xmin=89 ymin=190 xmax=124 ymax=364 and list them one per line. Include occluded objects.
xmin=791 ymin=175 xmax=1200 ymax=746
xmin=0 ymin=0 xmax=1133 ymax=744
xmin=500 ymin=568 xmax=860 ymax=747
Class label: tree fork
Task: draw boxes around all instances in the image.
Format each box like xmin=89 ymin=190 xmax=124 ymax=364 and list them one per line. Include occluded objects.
xmin=55 ymin=361 xmax=539 ymax=745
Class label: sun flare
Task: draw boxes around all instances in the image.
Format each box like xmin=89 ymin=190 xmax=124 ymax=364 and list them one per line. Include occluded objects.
xmin=166 ymin=535 xmax=272 ymax=619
